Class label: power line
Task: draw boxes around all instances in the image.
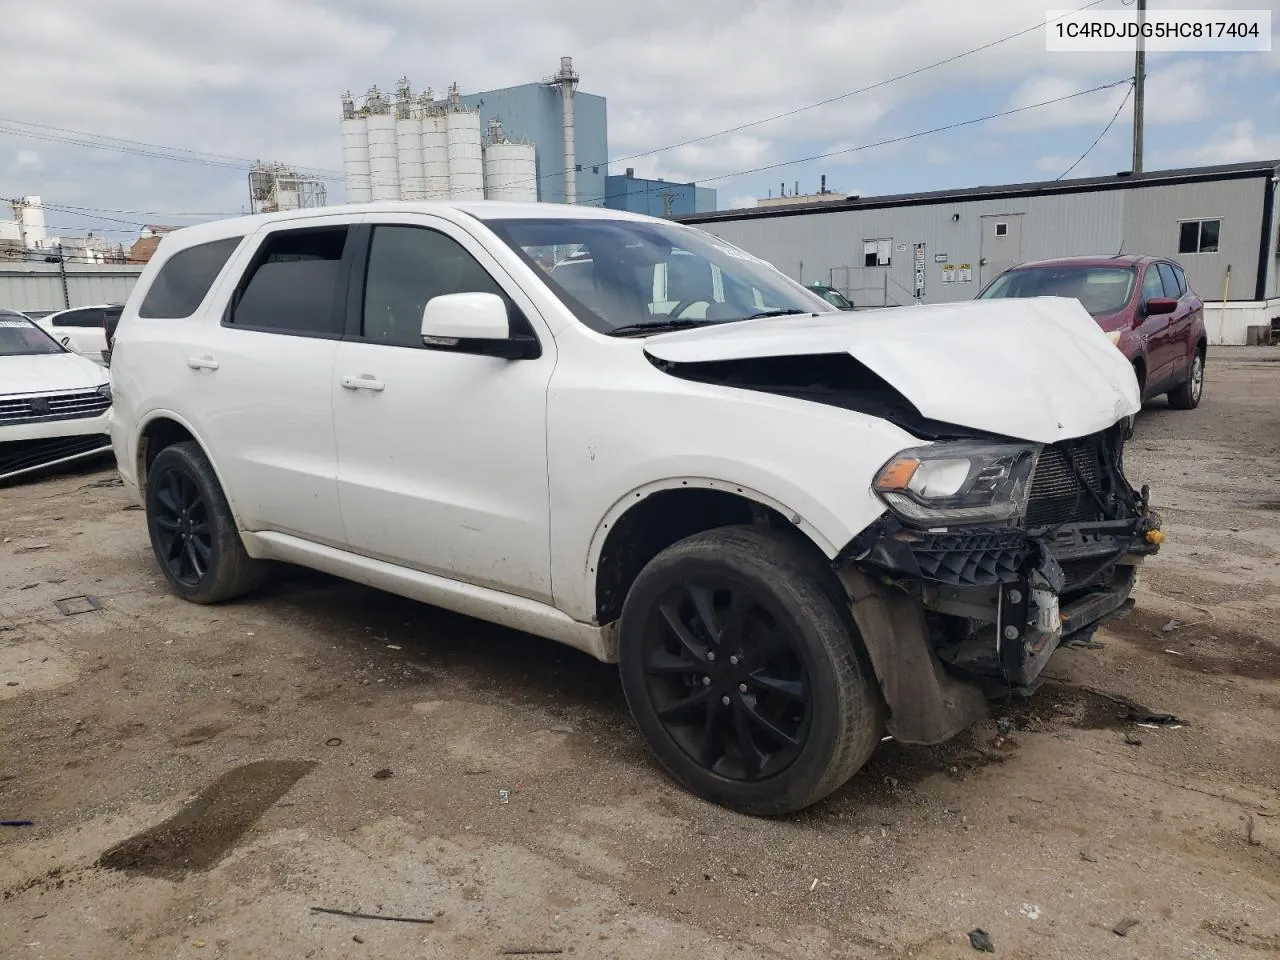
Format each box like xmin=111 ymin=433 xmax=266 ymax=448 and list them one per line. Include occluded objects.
xmin=470 ymin=0 xmax=1115 ymax=196
xmin=0 ymin=117 xmax=340 ymax=177
xmin=1057 ymin=82 xmax=1134 ymax=180
xmin=569 ymin=78 xmax=1133 ymax=208
xmin=0 ymin=0 xmax=1112 ymax=201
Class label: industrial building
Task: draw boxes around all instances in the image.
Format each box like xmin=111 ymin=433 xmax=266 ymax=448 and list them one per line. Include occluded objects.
xmin=247 ymin=161 xmax=327 ymax=214
xmin=603 ymin=168 xmax=716 ymax=217
xmin=340 ymin=57 xmax=605 ymax=206
xmin=679 ymin=160 xmax=1280 ymax=345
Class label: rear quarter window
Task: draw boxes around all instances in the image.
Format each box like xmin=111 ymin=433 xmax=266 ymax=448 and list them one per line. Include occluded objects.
xmin=139 ymin=237 xmax=243 ymax=319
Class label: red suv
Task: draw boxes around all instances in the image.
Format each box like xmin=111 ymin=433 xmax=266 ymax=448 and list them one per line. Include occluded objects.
xmin=978 ymin=255 xmax=1206 ymax=414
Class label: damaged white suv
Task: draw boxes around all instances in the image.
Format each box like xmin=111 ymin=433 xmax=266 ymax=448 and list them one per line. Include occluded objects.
xmin=109 ymin=203 xmax=1162 ymax=814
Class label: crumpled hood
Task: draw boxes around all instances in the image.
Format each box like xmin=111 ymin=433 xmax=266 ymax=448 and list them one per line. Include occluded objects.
xmin=0 ymin=352 xmax=109 ymax=396
xmin=643 ymin=297 xmax=1139 ymax=444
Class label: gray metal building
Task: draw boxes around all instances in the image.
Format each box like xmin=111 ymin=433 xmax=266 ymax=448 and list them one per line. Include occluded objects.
xmin=679 ymin=160 xmax=1279 ymax=344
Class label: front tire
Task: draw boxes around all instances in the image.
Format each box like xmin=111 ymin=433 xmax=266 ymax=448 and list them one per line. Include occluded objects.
xmin=145 ymin=441 xmax=267 ymax=603
xmin=618 ymin=525 xmax=884 ymax=816
xmin=1168 ymin=349 xmax=1204 ymax=410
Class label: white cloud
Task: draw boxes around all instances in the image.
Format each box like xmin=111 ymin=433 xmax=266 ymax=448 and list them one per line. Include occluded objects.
xmin=15 ymin=150 xmax=40 ymax=167
xmin=0 ymin=0 xmax=1268 ymax=227
xmin=1036 ymin=155 xmax=1080 ymax=175
xmin=725 ymin=194 xmax=757 ymax=210
xmin=1156 ymin=120 xmax=1280 ymax=167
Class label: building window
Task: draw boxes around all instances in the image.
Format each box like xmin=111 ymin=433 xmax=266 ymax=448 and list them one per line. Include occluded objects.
xmin=1178 ymin=219 xmax=1220 ymax=254
xmin=592 ymin=166 xmax=599 ymax=174
xmin=994 ymin=221 xmax=1009 ymax=237
xmin=863 ymin=238 xmax=892 ymax=267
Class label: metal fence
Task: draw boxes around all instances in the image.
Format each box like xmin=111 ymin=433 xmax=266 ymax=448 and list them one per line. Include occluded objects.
xmin=0 ymin=261 xmax=143 ymax=313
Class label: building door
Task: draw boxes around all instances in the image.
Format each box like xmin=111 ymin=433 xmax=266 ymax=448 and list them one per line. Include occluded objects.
xmin=979 ymin=214 xmax=1025 ymax=288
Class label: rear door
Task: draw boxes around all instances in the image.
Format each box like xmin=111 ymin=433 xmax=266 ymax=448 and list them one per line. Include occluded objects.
xmin=45 ymin=308 xmax=107 ymax=363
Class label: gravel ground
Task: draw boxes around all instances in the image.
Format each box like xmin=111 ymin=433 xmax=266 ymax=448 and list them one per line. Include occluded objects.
xmin=2 ymin=345 xmax=1278 ymax=960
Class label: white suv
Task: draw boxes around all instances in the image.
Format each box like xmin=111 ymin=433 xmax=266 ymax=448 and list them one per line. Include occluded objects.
xmin=109 ymin=202 xmax=1162 ymax=814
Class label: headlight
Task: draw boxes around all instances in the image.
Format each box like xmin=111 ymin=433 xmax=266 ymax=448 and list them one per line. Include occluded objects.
xmin=873 ymin=441 xmax=1039 ymax=526
xmin=1106 ymin=330 xmax=1123 ymax=346
xmin=97 ymin=383 xmax=112 ymax=401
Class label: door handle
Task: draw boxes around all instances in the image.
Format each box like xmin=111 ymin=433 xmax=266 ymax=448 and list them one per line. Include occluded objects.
xmin=187 ymin=356 xmax=219 ymax=370
xmin=340 ymin=375 xmax=385 ymax=392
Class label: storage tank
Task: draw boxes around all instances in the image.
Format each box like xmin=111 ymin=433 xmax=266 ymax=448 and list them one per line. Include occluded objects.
xmin=396 ymin=117 xmax=426 ymax=200
xmin=421 ymin=114 xmax=451 ymax=199
xmin=483 ymin=142 xmax=538 ymax=202
xmin=366 ymin=112 xmax=401 ymax=201
xmin=446 ymin=109 xmax=484 ymax=200
xmin=340 ymin=116 xmax=372 ymax=203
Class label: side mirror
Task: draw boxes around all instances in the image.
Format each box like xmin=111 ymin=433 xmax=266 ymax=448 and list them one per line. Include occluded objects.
xmin=1144 ymin=297 xmax=1177 ymax=316
xmin=420 ymin=292 xmax=540 ymax=360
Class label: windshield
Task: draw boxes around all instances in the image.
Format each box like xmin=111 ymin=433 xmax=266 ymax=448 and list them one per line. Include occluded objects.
xmin=979 ymin=265 xmax=1137 ymax=317
xmin=0 ymin=313 xmax=65 ymax=357
xmin=486 ymin=218 xmax=833 ymax=335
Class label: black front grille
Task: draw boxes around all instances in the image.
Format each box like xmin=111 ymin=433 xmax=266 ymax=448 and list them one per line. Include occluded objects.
xmin=1 ymin=434 xmax=113 ymax=479
xmin=0 ymin=390 xmax=110 ymax=426
xmin=1026 ymin=439 xmax=1105 ymax=527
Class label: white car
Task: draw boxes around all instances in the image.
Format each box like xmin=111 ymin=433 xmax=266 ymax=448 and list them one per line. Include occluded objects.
xmin=1 ymin=309 xmax=114 ymax=482
xmin=35 ymin=303 xmax=123 ymax=366
xmin=108 ymin=202 xmax=1161 ymax=815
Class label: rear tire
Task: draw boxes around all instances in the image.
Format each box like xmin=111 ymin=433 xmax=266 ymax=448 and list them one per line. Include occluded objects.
xmin=617 ymin=525 xmax=884 ymax=816
xmin=145 ymin=441 xmax=267 ymax=604
xmin=1168 ymin=349 xmax=1204 ymax=410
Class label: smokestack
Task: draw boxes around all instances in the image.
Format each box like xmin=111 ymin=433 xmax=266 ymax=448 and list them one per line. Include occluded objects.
xmin=780 ymin=182 xmax=785 ymax=197
xmin=551 ymin=56 xmax=580 ymax=204
xmin=794 ymin=180 xmax=799 ymax=196
xmin=820 ymin=174 xmax=826 ymax=194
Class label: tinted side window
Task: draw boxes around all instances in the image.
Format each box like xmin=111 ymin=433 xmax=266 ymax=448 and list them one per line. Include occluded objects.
xmin=1156 ymin=263 xmax=1180 ymax=299
xmin=230 ymin=227 xmax=348 ymax=336
xmin=139 ymin=237 xmax=242 ymax=319
xmin=1171 ymin=264 xmax=1189 ymax=295
xmin=362 ymin=225 xmax=515 ymax=348
xmin=52 ymin=308 xmax=102 ymax=328
xmin=1141 ymin=267 xmax=1164 ymax=304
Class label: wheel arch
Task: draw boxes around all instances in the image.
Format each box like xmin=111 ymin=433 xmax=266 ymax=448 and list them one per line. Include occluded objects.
xmin=588 ymin=478 xmax=842 ymax=627
xmin=134 ymin=411 xmax=244 ymax=528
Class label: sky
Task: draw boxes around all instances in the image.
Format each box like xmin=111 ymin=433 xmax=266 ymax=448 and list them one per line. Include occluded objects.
xmin=1 ymin=0 xmax=1277 ymax=244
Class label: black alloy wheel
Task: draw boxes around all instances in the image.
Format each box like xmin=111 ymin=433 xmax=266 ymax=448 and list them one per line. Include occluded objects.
xmin=639 ymin=579 xmax=810 ymax=782
xmin=144 ymin=441 xmax=267 ymax=603
xmin=618 ymin=525 xmax=885 ymax=815
xmin=151 ymin=467 xmax=212 ymax=586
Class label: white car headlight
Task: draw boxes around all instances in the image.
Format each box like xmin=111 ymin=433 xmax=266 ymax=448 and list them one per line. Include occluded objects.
xmin=873 ymin=442 xmax=1040 ymax=526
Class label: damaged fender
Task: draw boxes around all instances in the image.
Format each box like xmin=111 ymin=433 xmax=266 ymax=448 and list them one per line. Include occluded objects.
xmin=837 ymin=567 xmax=989 ymax=745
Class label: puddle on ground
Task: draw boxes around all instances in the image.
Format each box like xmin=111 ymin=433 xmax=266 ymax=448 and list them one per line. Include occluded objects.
xmin=1101 ymin=608 xmax=1280 ymax=681
xmin=98 ymin=760 xmax=316 ymax=879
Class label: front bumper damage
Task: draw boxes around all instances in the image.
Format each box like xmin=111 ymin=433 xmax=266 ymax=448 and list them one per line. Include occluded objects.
xmin=835 ymin=502 xmax=1162 ymax=746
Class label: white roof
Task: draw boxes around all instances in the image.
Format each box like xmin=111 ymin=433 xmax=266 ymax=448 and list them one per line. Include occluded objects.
xmin=162 ymin=201 xmax=665 ymax=248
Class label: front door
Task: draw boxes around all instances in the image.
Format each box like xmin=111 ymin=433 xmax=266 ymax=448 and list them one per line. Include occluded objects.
xmin=979 ymin=214 xmax=1025 ymax=288
xmin=1136 ymin=264 xmax=1178 ymax=393
xmin=332 ymin=216 xmax=556 ymax=602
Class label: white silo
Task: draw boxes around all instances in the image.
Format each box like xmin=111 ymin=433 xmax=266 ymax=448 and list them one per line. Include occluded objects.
xmin=396 ymin=117 xmax=426 ymax=200
xmin=483 ymin=119 xmax=538 ymax=202
xmin=421 ymin=114 xmax=451 ymax=199
xmin=365 ymin=87 xmax=400 ymax=202
xmin=340 ymin=91 xmax=372 ymax=203
xmin=446 ymin=108 xmax=484 ymax=200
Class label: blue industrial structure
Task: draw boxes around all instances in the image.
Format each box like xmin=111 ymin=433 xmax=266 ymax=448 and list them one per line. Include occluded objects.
xmin=460 ymin=82 xmax=608 ymax=206
xmin=602 ymin=168 xmax=717 ymax=217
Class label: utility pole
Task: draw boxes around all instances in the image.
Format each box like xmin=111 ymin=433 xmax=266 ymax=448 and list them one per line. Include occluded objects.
xmin=1132 ymin=0 xmax=1146 ymax=174
xmin=56 ymin=243 xmax=70 ymax=309
xmin=661 ymin=190 xmax=675 ymax=219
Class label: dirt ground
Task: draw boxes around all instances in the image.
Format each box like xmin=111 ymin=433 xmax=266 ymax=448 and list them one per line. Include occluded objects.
xmin=3 ymin=346 xmax=1278 ymax=960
